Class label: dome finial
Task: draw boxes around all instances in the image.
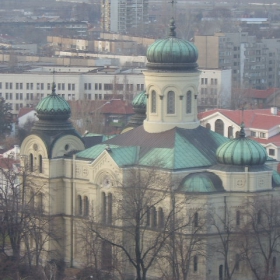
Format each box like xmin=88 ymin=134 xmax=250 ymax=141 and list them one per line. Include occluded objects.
xmin=51 ymin=82 xmax=56 ymax=95
xmin=239 ymin=122 xmax=245 ymax=138
xmin=169 ymin=17 xmax=176 ymax=37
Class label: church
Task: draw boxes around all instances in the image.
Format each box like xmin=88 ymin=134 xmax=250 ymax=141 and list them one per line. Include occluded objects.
xmin=20 ymin=19 xmax=280 ymax=280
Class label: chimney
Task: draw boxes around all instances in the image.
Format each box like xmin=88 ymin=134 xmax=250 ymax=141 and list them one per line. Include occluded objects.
xmin=271 ymin=107 xmax=278 ymax=115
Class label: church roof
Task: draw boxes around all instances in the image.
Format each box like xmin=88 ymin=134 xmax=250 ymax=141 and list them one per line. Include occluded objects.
xmin=76 ymin=125 xmax=228 ymax=170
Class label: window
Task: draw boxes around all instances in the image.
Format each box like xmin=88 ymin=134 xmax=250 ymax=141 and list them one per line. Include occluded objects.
xmin=30 ymin=83 xmax=33 ymax=90
xmin=186 ymin=91 xmax=192 ymax=113
xmin=29 ymin=153 xmax=33 ymax=172
xmin=47 ymin=83 xmax=51 ymax=90
xmin=30 ymin=93 xmax=33 ymax=100
xmin=236 ymin=210 xmax=240 ymax=226
xmin=269 ymin=149 xmax=275 ymax=156
xmin=104 ymin=84 xmax=113 ymax=90
xmin=5 ymin=82 xmax=8 ymax=89
xmin=158 ymin=207 xmax=164 ymax=228
xmin=58 ymin=83 xmax=61 ymax=90
xmin=167 ymin=91 xmax=175 ymax=114
xmin=84 ymin=83 xmax=87 ymax=90
xmin=95 ymin=83 xmax=98 ymax=90
xmin=5 ymin=93 xmax=8 ymax=100
xmin=68 ymin=83 xmax=71 ymax=90
xmin=41 ymin=83 xmax=44 ymax=90
xmin=257 ymin=210 xmax=262 ymax=224
xmin=146 ymin=207 xmax=150 ymax=227
xmin=10 ymin=93 xmax=13 ymax=100
xmin=228 ymin=126 xmax=233 ymax=138
xmin=99 ymin=83 xmax=102 ymax=90
xmin=9 ymin=83 xmax=12 ymax=89
xmin=206 ymin=123 xmax=211 ymax=130
xmin=39 ymin=155 xmax=43 ymax=173
xmin=0 ymin=82 xmax=2 ymax=89
xmin=151 ymin=206 xmax=157 ymax=228
xmin=78 ymin=195 xmax=82 ymax=215
xmin=219 ymin=264 xmax=223 ymax=280
xmin=62 ymin=83 xmax=65 ymax=90
xmin=37 ymin=83 xmax=40 ymax=90
xmin=16 ymin=93 xmax=19 ymax=100
xmin=151 ymin=90 xmax=156 ymax=113
xmin=260 ymin=132 xmax=266 ymax=138
xmin=251 ymin=131 xmax=256 ymax=137
xmin=16 ymin=83 xmax=19 ymax=90
xmin=26 ymin=83 xmax=29 ymax=90
xmin=193 ymin=255 xmax=198 ymax=272
xmin=194 ymin=212 xmax=199 ymax=227
xmin=84 ymin=196 xmax=89 ymax=216
xmin=101 ymin=241 xmax=112 ymax=270
xmin=72 ymin=84 xmax=75 ymax=91
xmin=272 ymin=257 xmax=276 ymax=273
xmin=234 ymin=254 xmax=240 ymax=271
xmin=215 ymin=119 xmax=224 ymax=136
xmin=107 ymin=193 xmax=112 ymax=224
xmin=20 ymin=93 xmax=23 ymax=100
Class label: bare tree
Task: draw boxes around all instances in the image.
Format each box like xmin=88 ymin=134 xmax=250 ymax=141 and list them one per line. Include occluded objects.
xmin=209 ymin=200 xmax=245 ymax=280
xmin=241 ymin=196 xmax=280 ymax=280
xmin=0 ymin=157 xmax=58 ymax=279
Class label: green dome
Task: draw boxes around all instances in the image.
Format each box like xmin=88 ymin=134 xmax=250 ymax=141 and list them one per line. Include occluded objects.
xmin=132 ymin=91 xmax=147 ymax=109
xmin=272 ymin=170 xmax=280 ymax=186
xmin=146 ymin=18 xmax=198 ymax=70
xmin=179 ymin=172 xmax=224 ymax=193
xmin=36 ymin=83 xmax=71 ymax=121
xmin=216 ymin=124 xmax=267 ymax=166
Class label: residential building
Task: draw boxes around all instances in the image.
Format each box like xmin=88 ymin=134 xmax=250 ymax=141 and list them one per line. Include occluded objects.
xmin=101 ymin=0 xmax=149 ymax=33
xmin=194 ymin=33 xmax=280 ymax=90
xmin=19 ymin=19 xmax=280 ymax=280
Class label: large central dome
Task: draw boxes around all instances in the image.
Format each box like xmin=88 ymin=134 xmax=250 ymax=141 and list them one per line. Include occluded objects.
xmin=146 ymin=18 xmax=198 ymax=70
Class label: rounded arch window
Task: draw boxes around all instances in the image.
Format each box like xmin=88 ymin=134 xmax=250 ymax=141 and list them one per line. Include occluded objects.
xmin=167 ymin=91 xmax=175 ymax=114
xmin=215 ymin=119 xmax=224 ymax=136
xmin=151 ymin=90 xmax=157 ymax=113
xmin=206 ymin=123 xmax=211 ymax=130
xmin=186 ymin=91 xmax=192 ymax=113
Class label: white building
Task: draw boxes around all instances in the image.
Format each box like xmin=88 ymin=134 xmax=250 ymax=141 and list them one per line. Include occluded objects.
xmin=199 ymin=107 xmax=280 ymax=161
xmin=0 ymin=66 xmax=145 ymax=115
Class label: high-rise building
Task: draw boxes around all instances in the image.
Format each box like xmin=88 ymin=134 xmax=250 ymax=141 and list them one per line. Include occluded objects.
xmin=101 ymin=0 xmax=149 ymax=34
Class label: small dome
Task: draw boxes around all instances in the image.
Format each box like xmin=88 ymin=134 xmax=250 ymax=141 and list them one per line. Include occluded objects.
xmin=132 ymin=91 xmax=147 ymax=109
xmin=36 ymin=83 xmax=71 ymax=121
xmin=216 ymin=124 xmax=267 ymax=166
xmin=179 ymin=172 xmax=224 ymax=193
xmin=146 ymin=18 xmax=198 ymax=70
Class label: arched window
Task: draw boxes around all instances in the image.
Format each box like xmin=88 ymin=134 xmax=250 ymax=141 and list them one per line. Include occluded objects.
xmin=30 ymin=190 xmax=34 ymax=209
xmin=167 ymin=91 xmax=175 ymax=114
xmin=39 ymin=155 xmax=43 ymax=173
xmin=151 ymin=90 xmax=157 ymax=113
xmin=193 ymin=255 xmax=198 ymax=272
xmin=29 ymin=153 xmax=33 ymax=172
xmin=78 ymin=195 xmax=82 ymax=216
xmin=228 ymin=126 xmax=233 ymax=138
xmin=206 ymin=123 xmax=211 ymax=130
xmin=219 ymin=264 xmax=223 ymax=280
xmin=101 ymin=241 xmax=112 ymax=271
xmin=215 ymin=119 xmax=224 ymax=136
xmin=151 ymin=206 xmax=157 ymax=228
xmin=235 ymin=131 xmax=240 ymax=138
xmin=236 ymin=210 xmax=240 ymax=226
xmin=37 ymin=192 xmax=43 ymax=213
xmin=158 ymin=207 xmax=164 ymax=228
xmin=273 ymin=256 xmax=276 ymax=273
xmin=186 ymin=90 xmax=192 ymax=113
xmin=235 ymin=254 xmax=240 ymax=271
xmin=102 ymin=192 xmax=106 ymax=223
xmin=146 ymin=207 xmax=150 ymax=227
xmin=257 ymin=210 xmax=262 ymax=224
xmin=108 ymin=193 xmax=112 ymax=224
xmin=84 ymin=196 xmax=89 ymax=217
xmin=194 ymin=212 xmax=199 ymax=227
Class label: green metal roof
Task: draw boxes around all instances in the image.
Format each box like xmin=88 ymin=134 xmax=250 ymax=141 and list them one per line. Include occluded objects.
xmin=36 ymin=83 xmax=71 ymax=121
xmin=179 ymin=172 xmax=224 ymax=193
xmin=146 ymin=18 xmax=198 ymax=70
xmin=216 ymin=125 xmax=267 ymax=166
xmin=132 ymin=91 xmax=147 ymax=109
xmin=76 ymin=126 xmax=229 ymax=170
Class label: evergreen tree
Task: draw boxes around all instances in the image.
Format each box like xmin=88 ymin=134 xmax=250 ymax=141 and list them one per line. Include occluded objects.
xmin=0 ymin=98 xmax=12 ymax=138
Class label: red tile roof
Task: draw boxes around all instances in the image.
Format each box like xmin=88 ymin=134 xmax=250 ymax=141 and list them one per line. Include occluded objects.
xmin=232 ymin=88 xmax=280 ymax=99
xmin=199 ymin=108 xmax=280 ymax=130
xmin=18 ymin=107 xmax=35 ymax=118
xmin=101 ymin=99 xmax=134 ymax=115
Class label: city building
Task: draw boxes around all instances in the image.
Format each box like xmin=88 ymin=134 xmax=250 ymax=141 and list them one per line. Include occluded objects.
xmin=101 ymin=0 xmax=149 ymax=34
xmin=194 ymin=33 xmax=280 ymax=90
xmin=199 ymin=107 xmax=280 ymax=161
xmin=19 ymin=20 xmax=280 ymax=280
xmin=0 ymin=66 xmax=145 ymax=115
